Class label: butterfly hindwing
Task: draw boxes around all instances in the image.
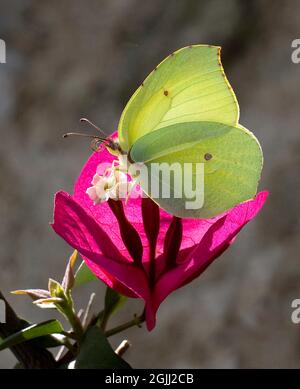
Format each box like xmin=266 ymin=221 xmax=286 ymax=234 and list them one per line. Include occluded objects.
xmin=129 ymin=122 xmax=262 ymax=219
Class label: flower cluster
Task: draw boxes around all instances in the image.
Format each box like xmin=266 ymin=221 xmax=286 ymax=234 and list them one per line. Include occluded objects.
xmin=86 ymin=158 xmax=134 ymax=204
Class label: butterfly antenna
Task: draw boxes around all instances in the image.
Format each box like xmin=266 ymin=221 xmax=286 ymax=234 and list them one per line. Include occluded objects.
xmin=62 ymin=132 xmax=106 ymax=142
xmin=80 ymin=118 xmax=107 ymax=137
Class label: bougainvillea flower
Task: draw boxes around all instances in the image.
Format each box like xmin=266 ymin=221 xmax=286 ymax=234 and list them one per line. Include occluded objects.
xmin=52 ymin=133 xmax=268 ymax=330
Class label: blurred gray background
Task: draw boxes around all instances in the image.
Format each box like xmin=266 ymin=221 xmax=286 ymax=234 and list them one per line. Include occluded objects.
xmin=0 ymin=0 xmax=300 ymax=368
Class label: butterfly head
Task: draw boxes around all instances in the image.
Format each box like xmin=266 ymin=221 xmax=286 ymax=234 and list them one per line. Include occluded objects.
xmin=63 ymin=117 xmax=125 ymax=155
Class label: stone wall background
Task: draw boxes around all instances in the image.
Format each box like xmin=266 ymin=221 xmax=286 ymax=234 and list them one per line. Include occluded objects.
xmin=0 ymin=0 xmax=299 ymax=368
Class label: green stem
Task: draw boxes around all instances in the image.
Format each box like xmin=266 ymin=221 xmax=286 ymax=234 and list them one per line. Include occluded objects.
xmin=61 ymin=331 xmax=78 ymax=341
xmin=62 ymin=338 xmax=78 ymax=356
xmin=105 ymin=314 xmax=145 ymax=338
xmin=100 ymin=313 xmax=109 ymax=332
xmin=69 ymin=314 xmax=84 ymax=341
xmin=63 ymin=305 xmax=84 ymax=342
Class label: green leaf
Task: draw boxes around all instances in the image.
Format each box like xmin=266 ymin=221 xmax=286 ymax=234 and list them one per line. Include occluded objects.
xmin=48 ymin=279 xmax=66 ymax=299
xmin=74 ymin=261 xmax=97 ymax=287
xmin=1 ymin=328 xmax=65 ymax=350
xmin=11 ymin=289 xmax=51 ymax=300
xmin=33 ymin=297 xmax=64 ymax=309
xmin=98 ymin=287 xmax=127 ymax=330
xmin=102 ymin=287 xmax=126 ymax=325
xmin=31 ymin=333 xmax=67 ymax=349
xmin=0 ymin=291 xmax=57 ymax=367
xmin=75 ymin=326 xmax=131 ymax=369
xmin=62 ymin=250 xmax=78 ymax=291
xmin=0 ymin=319 xmax=64 ymax=351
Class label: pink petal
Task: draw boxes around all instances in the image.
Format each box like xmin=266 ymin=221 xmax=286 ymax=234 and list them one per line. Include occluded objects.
xmin=145 ymin=191 xmax=268 ymax=330
xmin=81 ymin=255 xmax=138 ymax=298
xmin=51 ymin=191 xmax=150 ymax=301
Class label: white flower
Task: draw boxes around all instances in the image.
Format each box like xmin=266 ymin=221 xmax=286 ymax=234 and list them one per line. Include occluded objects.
xmin=86 ymin=163 xmax=134 ymax=204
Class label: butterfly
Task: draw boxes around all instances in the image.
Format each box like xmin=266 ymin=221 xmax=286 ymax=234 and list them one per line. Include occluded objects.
xmin=66 ymin=45 xmax=263 ymax=219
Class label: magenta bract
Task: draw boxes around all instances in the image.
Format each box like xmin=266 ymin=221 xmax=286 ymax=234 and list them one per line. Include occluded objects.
xmin=52 ymin=136 xmax=268 ymax=330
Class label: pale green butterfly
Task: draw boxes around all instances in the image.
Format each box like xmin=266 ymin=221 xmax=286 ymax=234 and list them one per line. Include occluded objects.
xmin=68 ymin=45 xmax=263 ymax=219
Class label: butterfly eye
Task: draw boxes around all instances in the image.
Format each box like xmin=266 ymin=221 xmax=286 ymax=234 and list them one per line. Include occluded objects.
xmin=204 ymin=153 xmax=213 ymax=161
xmin=90 ymin=137 xmax=104 ymax=152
